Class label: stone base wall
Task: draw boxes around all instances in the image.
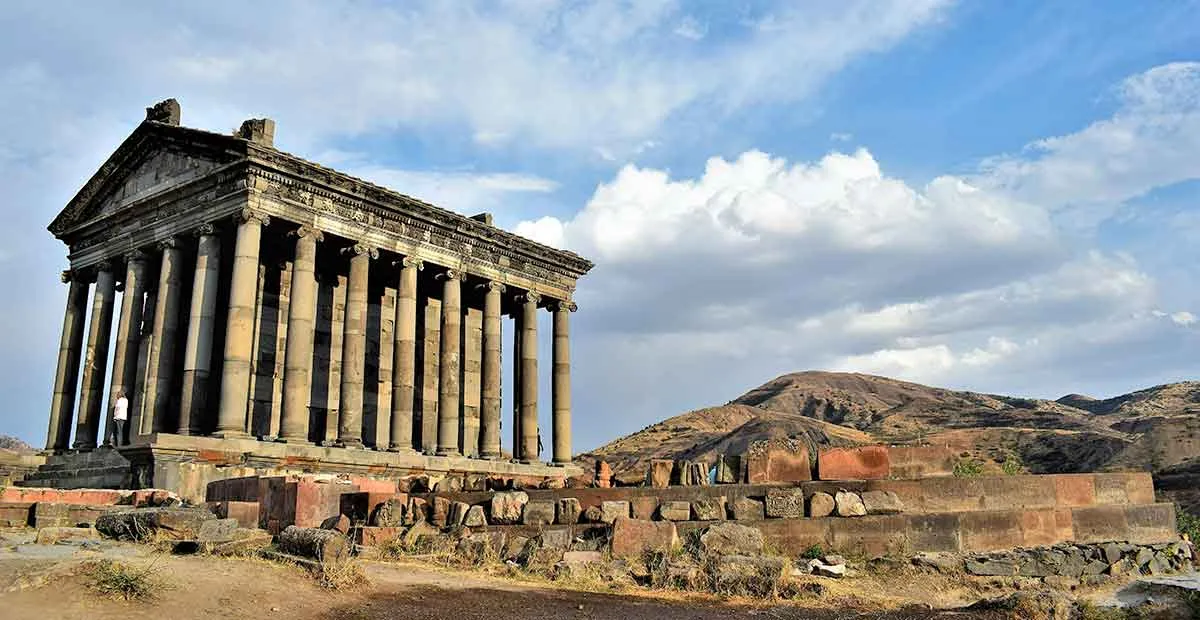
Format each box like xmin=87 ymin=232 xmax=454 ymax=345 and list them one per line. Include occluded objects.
xmin=0 ymin=450 xmax=45 ymax=486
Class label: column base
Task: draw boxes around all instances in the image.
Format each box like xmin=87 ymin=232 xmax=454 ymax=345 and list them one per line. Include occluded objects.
xmin=436 ymin=449 xmax=462 ymax=457
xmin=550 ymin=461 xmax=571 ymax=467
xmin=478 ymin=452 xmax=502 ymax=460
xmin=334 ymin=439 xmax=365 ymax=449
xmin=275 ymin=437 xmax=313 ymax=446
xmin=211 ymin=430 xmax=250 ymax=440
xmin=387 ymin=445 xmax=418 ymax=454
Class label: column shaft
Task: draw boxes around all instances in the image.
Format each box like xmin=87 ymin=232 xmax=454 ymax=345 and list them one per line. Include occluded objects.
xmin=337 ymin=244 xmax=374 ymax=447
xmin=46 ymin=273 xmax=89 ymax=451
xmin=479 ymin=282 xmax=503 ymax=458
xmin=518 ymin=292 xmax=540 ymax=463
xmin=140 ymin=239 xmax=184 ymax=435
xmin=389 ymin=257 xmax=421 ymax=451
xmin=436 ymin=270 xmax=462 ymax=455
xmin=511 ymin=308 xmax=522 ymax=459
xmin=178 ymin=226 xmax=221 ymax=434
xmin=215 ymin=209 xmax=268 ymax=437
xmin=278 ymin=227 xmax=321 ymax=442
xmin=552 ymin=302 xmax=576 ymax=464
xmin=105 ymin=252 xmax=149 ymax=445
xmin=74 ymin=265 xmax=116 ymax=450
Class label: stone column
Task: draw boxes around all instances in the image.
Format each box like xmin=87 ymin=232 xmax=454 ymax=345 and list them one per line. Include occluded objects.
xmin=336 ymin=243 xmax=376 ymax=448
xmin=511 ymin=306 xmax=522 ymax=459
xmin=74 ymin=262 xmax=116 ymax=451
xmin=215 ymin=209 xmax=269 ymax=438
xmin=46 ymin=271 xmax=89 ymax=452
xmin=278 ymin=226 xmax=322 ymax=443
xmin=551 ymin=301 xmax=576 ymax=464
xmin=436 ymin=269 xmax=463 ymax=456
xmin=478 ymin=281 xmax=504 ymax=459
xmin=517 ymin=291 xmax=540 ymax=463
xmin=178 ymin=224 xmax=220 ymax=434
xmin=140 ymin=238 xmax=184 ymax=435
xmin=389 ymin=257 xmax=421 ymax=451
xmin=103 ymin=251 xmax=149 ymax=446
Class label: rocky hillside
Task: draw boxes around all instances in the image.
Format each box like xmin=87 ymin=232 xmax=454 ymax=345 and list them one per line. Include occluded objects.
xmin=581 ymin=372 xmax=1200 ymax=494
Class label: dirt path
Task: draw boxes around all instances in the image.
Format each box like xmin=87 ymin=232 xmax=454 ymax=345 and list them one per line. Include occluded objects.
xmin=0 ymin=543 xmax=1003 ymax=620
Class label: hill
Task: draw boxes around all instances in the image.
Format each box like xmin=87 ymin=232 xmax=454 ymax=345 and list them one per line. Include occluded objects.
xmin=580 ymin=372 xmax=1200 ymax=493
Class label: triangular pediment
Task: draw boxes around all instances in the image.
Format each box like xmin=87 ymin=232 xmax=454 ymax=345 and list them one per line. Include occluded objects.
xmin=49 ymin=122 xmax=245 ymax=237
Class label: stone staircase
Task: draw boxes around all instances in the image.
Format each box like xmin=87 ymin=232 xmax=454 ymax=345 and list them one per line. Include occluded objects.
xmin=17 ymin=449 xmax=134 ymax=489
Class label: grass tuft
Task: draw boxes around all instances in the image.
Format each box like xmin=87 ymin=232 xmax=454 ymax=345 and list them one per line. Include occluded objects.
xmin=83 ymin=559 xmax=170 ymax=601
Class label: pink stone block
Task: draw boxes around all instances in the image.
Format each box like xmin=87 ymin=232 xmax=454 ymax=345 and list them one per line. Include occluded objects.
xmin=817 ymin=446 xmax=890 ymax=481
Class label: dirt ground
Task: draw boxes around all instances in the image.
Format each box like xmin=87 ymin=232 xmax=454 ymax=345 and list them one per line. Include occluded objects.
xmin=0 ymin=541 xmax=1011 ymax=620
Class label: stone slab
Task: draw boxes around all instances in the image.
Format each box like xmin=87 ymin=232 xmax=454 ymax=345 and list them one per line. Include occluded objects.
xmin=746 ymin=447 xmax=811 ymax=484
xmin=817 ymin=446 xmax=889 ymax=481
xmin=610 ymin=517 xmax=678 ymax=558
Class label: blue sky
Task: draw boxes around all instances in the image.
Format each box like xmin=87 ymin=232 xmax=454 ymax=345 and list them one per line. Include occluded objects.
xmin=1 ymin=1 xmax=1198 ymax=453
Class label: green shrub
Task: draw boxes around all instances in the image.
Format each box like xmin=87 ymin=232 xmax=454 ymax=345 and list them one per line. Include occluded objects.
xmin=953 ymin=458 xmax=985 ymax=478
xmin=1177 ymin=504 xmax=1200 ymax=543
xmin=1001 ymin=451 xmax=1024 ymax=475
xmin=800 ymin=544 xmax=824 ymax=560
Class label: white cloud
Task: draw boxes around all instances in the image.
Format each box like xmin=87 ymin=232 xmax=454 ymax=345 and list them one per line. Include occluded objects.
xmin=1172 ymin=311 xmax=1197 ymax=326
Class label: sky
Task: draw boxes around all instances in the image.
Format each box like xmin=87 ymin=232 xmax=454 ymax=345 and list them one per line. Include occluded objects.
xmin=1 ymin=1 xmax=1198 ymax=453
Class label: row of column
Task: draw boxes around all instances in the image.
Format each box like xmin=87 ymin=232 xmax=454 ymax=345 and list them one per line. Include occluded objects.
xmin=45 ymin=210 xmax=575 ymax=465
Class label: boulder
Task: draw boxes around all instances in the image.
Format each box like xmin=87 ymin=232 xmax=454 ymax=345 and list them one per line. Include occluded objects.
xmin=464 ymin=505 xmax=488 ymax=527
xmin=699 ymin=522 xmax=764 ymax=556
xmin=523 ymin=500 xmax=556 ymax=526
xmin=490 ymin=491 xmax=529 ymax=525
xmin=658 ymin=501 xmax=691 ymax=521
xmin=834 ymin=491 xmax=866 ymax=517
xmin=96 ymin=507 xmax=216 ymax=541
xmin=556 ymin=498 xmax=581 ymax=524
xmin=765 ymin=488 xmax=805 ymax=518
xmin=35 ymin=526 xmax=100 ymax=545
xmin=729 ymin=497 xmax=765 ymax=521
xmin=1102 ymin=542 xmax=1122 ymax=565
xmin=808 ymin=492 xmax=835 ymax=518
xmin=646 ymin=460 xmax=674 ymax=488
xmin=861 ymin=490 xmax=903 ymax=515
xmin=691 ymin=497 xmax=726 ymax=521
xmin=600 ymin=501 xmax=631 ymax=524
xmin=610 ymin=517 xmax=679 ymax=558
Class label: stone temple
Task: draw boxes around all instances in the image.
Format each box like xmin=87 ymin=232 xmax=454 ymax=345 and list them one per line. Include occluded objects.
xmin=30 ymin=99 xmax=592 ymax=496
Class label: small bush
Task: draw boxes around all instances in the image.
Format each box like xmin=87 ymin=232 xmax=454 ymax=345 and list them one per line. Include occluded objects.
xmin=1001 ymin=451 xmax=1024 ymax=475
xmin=953 ymin=458 xmax=985 ymax=478
xmin=84 ymin=559 xmax=169 ymax=601
xmin=314 ymin=560 xmax=370 ymax=590
xmin=1176 ymin=505 xmax=1200 ymax=543
xmin=800 ymin=544 xmax=824 ymax=560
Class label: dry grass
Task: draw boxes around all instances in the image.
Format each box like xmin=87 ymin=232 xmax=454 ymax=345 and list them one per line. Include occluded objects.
xmin=314 ymin=559 xmax=370 ymax=591
xmin=82 ymin=559 xmax=172 ymax=600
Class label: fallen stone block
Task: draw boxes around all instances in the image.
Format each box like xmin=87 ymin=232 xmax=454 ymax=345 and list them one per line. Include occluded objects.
xmin=562 ymin=550 xmax=603 ymax=565
xmin=713 ymin=555 xmax=786 ymax=596
xmin=358 ymin=526 xmax=405 ymax=547
xmin=861 ymin=490 xmax=903 ymax=515
xmin=631 ymin=497 xmax=658 ymax=520
xmin=834 ymin=491 xmax=867 ymax=517
xmin=35 ymin=526 xmax=100 ymax=545
xmin=95 ymin=507 xmax=216 ymax=541
xmin=808 ymin=492 xmax=835 ymax=518
xmin=600 ymin=501 xmax=630 ymax=524
xmin=208 ymin=500 xmax=261 ymax=529
xmin=714 ymin=455 xmax=742 ymax=484
xmin=523 ymin=500 xmax=556 ymax=526
xmin=730 ymin=497 xmax=765 ymax=521
xmin=370 ymin=497 xmax=408 ymax=527
xmin=448 ymin=501 xmax=470 ymax=527
xmin=490 ymin=491 xmax=529 ymax=525
xmin=556 ymin=498 xmax=581 ymax=525
xmin=765 ymin=488 xmax=805 ymax=519
xmin=278 ymin=525 xmax=350 ymax=563
xmin=808 ymin=559 xmax=846 ymax=578
xmin=406 ymin=497 xmax=428 ymax=525
xmin=400 ymin=520 xmax=442 ymax=550
xmin=538 ymin=528 xmax=573 ymax=550
xmin=503 ymin=535 xmax=530 ymax=561
xmin=965 ymin=557 xmax=1018 ymax=576
xmin=912 ymin=552 xmax=962 ymax=573
xmin=464 ymin=505 xmax=488 ymax=527
xmin=700 ymin=522 xmax=764 ymax=556
xmin=818 ymin=446 xmax=890 ymax=481
xmin=610 ymin=517 xmax=679 ymax=558
xmin=197 ymin=518 xmax=240 ymax=542
xmin=581 ymin=505 xmax=604 ymax=523
xmin=691 ymin=497 xmax=726 ymax=521
xmin=658 ymin=501 xmax=691 ymax=521
xmin=433 ymin=476 xmax=463 ymax=493
xmin=431 ymin=496 xmax=451 ymax=527
xmin=210 ymin=528 xmax=273 ymax=556
xmin=646 ymin=460 xmax=674 ymax=488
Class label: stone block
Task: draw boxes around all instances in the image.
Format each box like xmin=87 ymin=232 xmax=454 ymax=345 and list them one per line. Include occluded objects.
xmin=746 ymin=446 xmax=812 ymax=484
xmin=581 ymin=505 xmax=604 ymax=523
xmin=292 ymin=479 xmax=352 ymax=528
xmin=646 ymin=460 xmax=673 ymax=488
xmin=886 ymin=446 xmax=957 ymax=479
xmin=1019 ymin=509 xmax=1068 ymax=547
xmin=670 ymin=460 xmax=690 ymax=486
xmin=765 ymin=488 xmax=805 ymax=519
xmin=689 ymin=462 xmax=710 ymax=486
xmin=828 ymin=515 xmax=908 ymax=557
xmin=556 ymin=498 xmax=581 ymax=524
xmin=210 ymin=528 xmax=273 ymax=556
xmin=198 ymin=518 xmax=239 ymax=542
xmin=1124 ymin=503 xmax=1177 ymax=544
xmin=522 ymin=500 xmax=556 ymax=526
xmin=817 ymin=446 xmax=889 ymax=481
xmin=32 ymin=502 xmax=71 ymax=528
xmin=562 ymin=550 xmax=602 ymax=565
xmin=490 ymin=491 xmax=529 ymax=525
xmin=730 ymin=497 xmax=765 ymax=521
xmin=907 ymin=513 xmax=961 ymax=553
xmin=835 ymin=491 xmax=866 ymax=517
xmin=358 ymin=526 xmax=404 ymax=547
xmin=339 ymin=491 xmax=393 ymax=524
xmin=631 ymin=496 xmax=659 ymax=521
xmin=35 ymin=526 xmax=100 ymax=545
xmin=209 ymin=500 xmax=261 ymax=529
xmin=966 ymin=558 xmax=1018 ymax=576
xmin=692 ymin=497 xmax=726 ymax=521
xmin=713 ymin=555 xmax=785 ymax=595
xmin=861 ymin=490 xmax=903 ymax=515
xmin=96 ymin=507 xmax=216 ymax=541
xmin=713 ymin=455 xmax=741 ymax=484
xmin=370 ymin=496 xmax=408 ymax=527
xmin=407 ymin=497 xmax=428 ymax=524
xmin=1053 ymin=474 xmax=1096 ymax=508
xmin=700 ymin=522 xmax=764 ymax=555
xmin=600 ymin=500 xmax=630 ymax=524
xmin=464 ymin=505 xmax=487 ymax=527
xmin=431 ymin=496 xmax=451 ymax=527
xmin=960 ymin=511 xmax=1023 ymax=552
xmin=808 ymin=492 xmax=835 ymax=518
xmin=658 ymin=501 xmax=691 ymax=521
xmin=1070 ymin=505 xmax=1129 ymax=544
xmin=537 ymin=527 xmax=572 ymax=549
xmin=610 ymin=517 xmax=679 ymax=558
xmin=448 ymin=501 xmax=470 ymax=527
xmin=0 ymin=502 xmax=33 ymax=527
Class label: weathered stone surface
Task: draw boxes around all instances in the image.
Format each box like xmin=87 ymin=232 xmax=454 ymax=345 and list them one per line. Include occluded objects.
xmin=818 ymin=446 xmax=890 ymax=481
xmin=537 ymin=528 xmax=572 ymax=550
xmin=556 ymin=498 xmax=581 ymax=524
xmin=610 ymin=517 xmax=678 ymax=558
xmin=594 ymin=461 xmax=613 ymax=488
xmin=523 ymin=500 xmax=556 ymax=526
xmin=713 ymin=555 xmax=786 ymax=596
xmin=35 ymin=526 xmax=100 ymax=545
xmin=96 ymin=507 xmax=215 ymax=541
xmin=730 ymin=497 xmax=765 ymax=521
xmin=658 ymin=501 xmax=691 ymax=521
xmin=358 ymin=526 xmax=404 ymax=547
xmin=746 ymin=445 xmax=812 ymax=484
xmin=279 ymin=525 xmax=350 ymax=563
xmin=714 ymin=455 xmax=741 ymax=484
xmin=629 ymin=496 xmax=657 ymax=520
xmin=834 ymin=491 xmax=867 ymax=517
xmin=433 ymin=476 xmax=463 ymax=493
xmin=700 ymin=522 xmax=764 ymax=556
xmin=448 ymin=501 xmax=470 ymax=527
xmin=689 ymin=462 xmax=710 ymax=486
xmin=431 ymin=496 xmax=451 ymax=527
xmin=765 ymin=488 xmax=805 ymax=519
xmin=861 ymin=490 xmax=903 ymax=515
xmin=600 ymin=501 xmax=631 ymax=524
xmin=197 ymin=518 xmax=239 ymax=542
xmin=692 ymin=497 xmax=726 ymax=521
xmin=808 ymin=492 xmax=835 ymax=518
xmin=503 ymin=535 xmax=530 ymax=561
xmin=210 ymin=528 xmax=273 ymax=556
xmin=912 ymin=552 xmax=962 ymax=573
xmin=464 ymin=505 xmax=487 ymax=527
xmin=965 ymin=558 xmax=1018 ymax=576
xmin=581 ymin=505 xmax=605 ymax=523
xmin=371 ymin=497 xmax=407 ymax=527
xmin=670 ymin=460 xmax=691 ymax=486
xmin=808 ymin=559 xmax=846 ymax=578
xmin=400 ymin=520 xmax=441 ymax=550
xmin=1102 ymin=542 xmax=1122 ymax=564
xmin=406 ymin=497 xmax=428 ymax=525
xmin=561 ymin=550 xmax=602 ymax=565
xmin=646 ymin=460 xmax=673 ymax=488
xmin=490 ymin=491 xmax=529 ymax=525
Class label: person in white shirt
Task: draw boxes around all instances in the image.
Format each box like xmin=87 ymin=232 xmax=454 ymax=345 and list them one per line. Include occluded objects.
xmin=109 ymin=391 xmax=129 ymax=447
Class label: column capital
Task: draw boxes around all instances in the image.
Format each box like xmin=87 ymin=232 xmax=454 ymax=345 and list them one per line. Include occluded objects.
xmin=290 ymin=225 xmax=324 ymax=242
xmin=233 ymin=208 xmax=270 ymax=227
xmin=514 ymin=291 xmax=541 ymax=305
xmin=435 ymin=268 xmax=463 ymax=282
xmin=156 ymin=237 xmax=180 ymax=251
xmin=125 ymin=248 xmax=151 ymax=264
xmin=394 ymin=256 xmax=424 ymax=270
xmin=341 ymin=243 xmax=378 ymax=259
xmin=478 ymin=281 xmax=506 ymax=293
xmin=193 ymin=222 xmax=218 ymax=237
xmin=550 ymin=300 xmax=578 ymax=313
xmin=94 ymin=259 xmax=114 ymax=274
xmin=60 ymin=269 xmax=81 ymax=284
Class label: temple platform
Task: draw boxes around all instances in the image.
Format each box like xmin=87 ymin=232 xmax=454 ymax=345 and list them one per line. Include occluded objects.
xmin=19 ymin=433 xmax=581 ymax=504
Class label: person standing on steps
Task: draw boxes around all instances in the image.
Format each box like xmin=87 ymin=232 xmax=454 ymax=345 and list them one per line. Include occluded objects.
xmin=109 ymin=391 xmax=128 ymax=447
